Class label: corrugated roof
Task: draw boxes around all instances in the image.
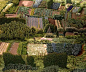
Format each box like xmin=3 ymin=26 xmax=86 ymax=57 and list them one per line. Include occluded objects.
xmin=27 ymin=17 xmax=43 ymax=29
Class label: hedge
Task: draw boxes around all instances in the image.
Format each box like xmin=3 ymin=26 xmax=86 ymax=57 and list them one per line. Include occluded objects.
xmin=43 ymin=52 xmax=67 ymax=68
xmin=3 ymin=53 xmax=25 ymax=66
xmin=0 ymin=17 xmax=26 ymax=25
xmin=27 ymin=56 xmax=36 ymax=67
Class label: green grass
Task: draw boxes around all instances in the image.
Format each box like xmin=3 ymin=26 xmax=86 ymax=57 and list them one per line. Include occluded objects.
xmin=52 ymin=37 xmax=75 ymax=43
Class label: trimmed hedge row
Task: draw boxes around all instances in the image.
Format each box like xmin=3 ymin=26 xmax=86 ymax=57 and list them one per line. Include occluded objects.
xmin=3 ymin=53 xmax=25 ymax=66
xmin=43 ymin=52 xmax=67 ymax=68
xmin=0 ymin=17 xmax=26 ymax=25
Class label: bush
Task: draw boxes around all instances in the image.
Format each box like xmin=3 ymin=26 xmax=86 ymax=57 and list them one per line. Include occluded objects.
xmin=27 ymin=56 xmax=36 ymax=67
xmin=3 ymin=53 xmax=25 ymax=66
xmin=43 ymin=52 xmax=67 ymax=68
xmin=65 ymin=27 xmax=78 ymax=32
xmin=37 ymin=29 xmax=43 ymax=34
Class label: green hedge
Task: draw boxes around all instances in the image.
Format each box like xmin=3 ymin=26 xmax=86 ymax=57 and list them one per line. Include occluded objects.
xmin=43 ymin=52 xmax=67 ymax=68
xmin=0 ymin=17 xmax=26 ymax=25
xmin=27 ymin=56 xmax=36 ymax=67
xmin=3 ymin=53 xmax=25 ymax=66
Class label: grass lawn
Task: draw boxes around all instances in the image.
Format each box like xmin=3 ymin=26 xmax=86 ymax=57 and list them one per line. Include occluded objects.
xmin=52 ymin=37 xmax=75 ymax=43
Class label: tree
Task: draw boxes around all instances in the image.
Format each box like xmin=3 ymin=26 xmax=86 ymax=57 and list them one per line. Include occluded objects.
xmin=0 ymin=21 xmax=30 ymax=40
xmin=44 ymin=24 xmax=57 ymax=33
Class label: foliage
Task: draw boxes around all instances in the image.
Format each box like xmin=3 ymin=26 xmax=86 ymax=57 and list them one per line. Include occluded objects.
xmin=6 ymin=5 xmax=19 ymax=14
xmin=67 ymin=18 xmax=84 ymax=28
xmin=12 ymin=0 xmax=19 ymax=5
xmin=43 ymin=52 xmax=67 ymax=68
xmin=34 ymin=8 xmax=53 ymax=17
xmin=3 ymin=64 xmax=37 ymax=71
xmin=75 ymin=34 xmax=86 ymax=44
xmin=47 ymin=43 xmax=82 ymax=56
xmin=27 ymin=56 xmax=36 ymax=67
xmin=57 ymin=27 xmax=64 ymax=32
xmin=78 ymin=7 xmax=83 ymax=13
xmin=52 ymin=37 xmax=75 ymax=43
xmin=53 ymin=15 xmax=64 ymax=20
xmin=0 ymin=21 xmax=30 ymax=40
xmin=0 ymin=17 xmax=26 ymax=25
xmin=65 ymin=27 xmax=78 ymax=32
xmin=41 ymin=65 xmax=59 ymax=72
xmin=17 ymin=7 xmax=29 ymax=15
xmin=6 ymin=42 xmax=13 ymax=52
xmin=30 ymin=8 xmax=35 ymax=15
xmin=18 ymin=42 xmax=28 ymax=55
xmin=44 ymin=33 xmax=56 ymax=38
xmin=38 ymin=1 xmax=47 ymax=8
xmin=44 ymin=24 xmax=57 ymax=33
xmin=3 ymin=53 xmax=25 ymax=66
xmin=47 ymin=0 xmax=53 ymax=9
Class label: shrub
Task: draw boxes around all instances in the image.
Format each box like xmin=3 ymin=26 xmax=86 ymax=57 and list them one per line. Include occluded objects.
xmin=27 ymin=56 xmax=36 ymax=67
xmin=37 ymin=29 xmax=43 ymax=34
xmin=78 ymin=7 xmax=83 ymax=13
xmin=3 ymin=53 xmax=25 ymax=66
xmin=65 ymin=27 xmax=78 ymax=32
xmin=43 ymin=52 xmax=67 ymax=68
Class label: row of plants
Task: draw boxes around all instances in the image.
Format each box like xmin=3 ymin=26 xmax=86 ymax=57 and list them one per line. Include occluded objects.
xmin=17 ymin=6 xmax=29 ymax=15
xmin=47 ymin=43 xmax=82 ymax=56
xmin=17 ymin=42 xmax=28 ymax=55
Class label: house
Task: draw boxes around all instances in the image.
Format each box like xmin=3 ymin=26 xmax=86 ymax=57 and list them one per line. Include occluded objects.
xmin=27 ymin=16 xmax=43 ymax=29
xmin=51 ymin=3 xmax=61 ymax=10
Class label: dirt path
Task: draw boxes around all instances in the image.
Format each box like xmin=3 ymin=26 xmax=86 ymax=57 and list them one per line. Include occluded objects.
xmin=9 ymin=43 xmax=19 ymax=55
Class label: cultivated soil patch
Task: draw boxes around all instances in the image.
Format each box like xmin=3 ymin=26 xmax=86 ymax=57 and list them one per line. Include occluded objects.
xmin=0 ymin=42 xmax=10 ymax=55
xmin=9 ymin=43 xmax=19 ymax=55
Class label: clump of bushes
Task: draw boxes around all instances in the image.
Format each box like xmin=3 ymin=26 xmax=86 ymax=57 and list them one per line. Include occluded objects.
xmin=27 ymin=56 xmax=36 ymax=67
xmin=43 ymin=52 xmax=67 ymax=68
